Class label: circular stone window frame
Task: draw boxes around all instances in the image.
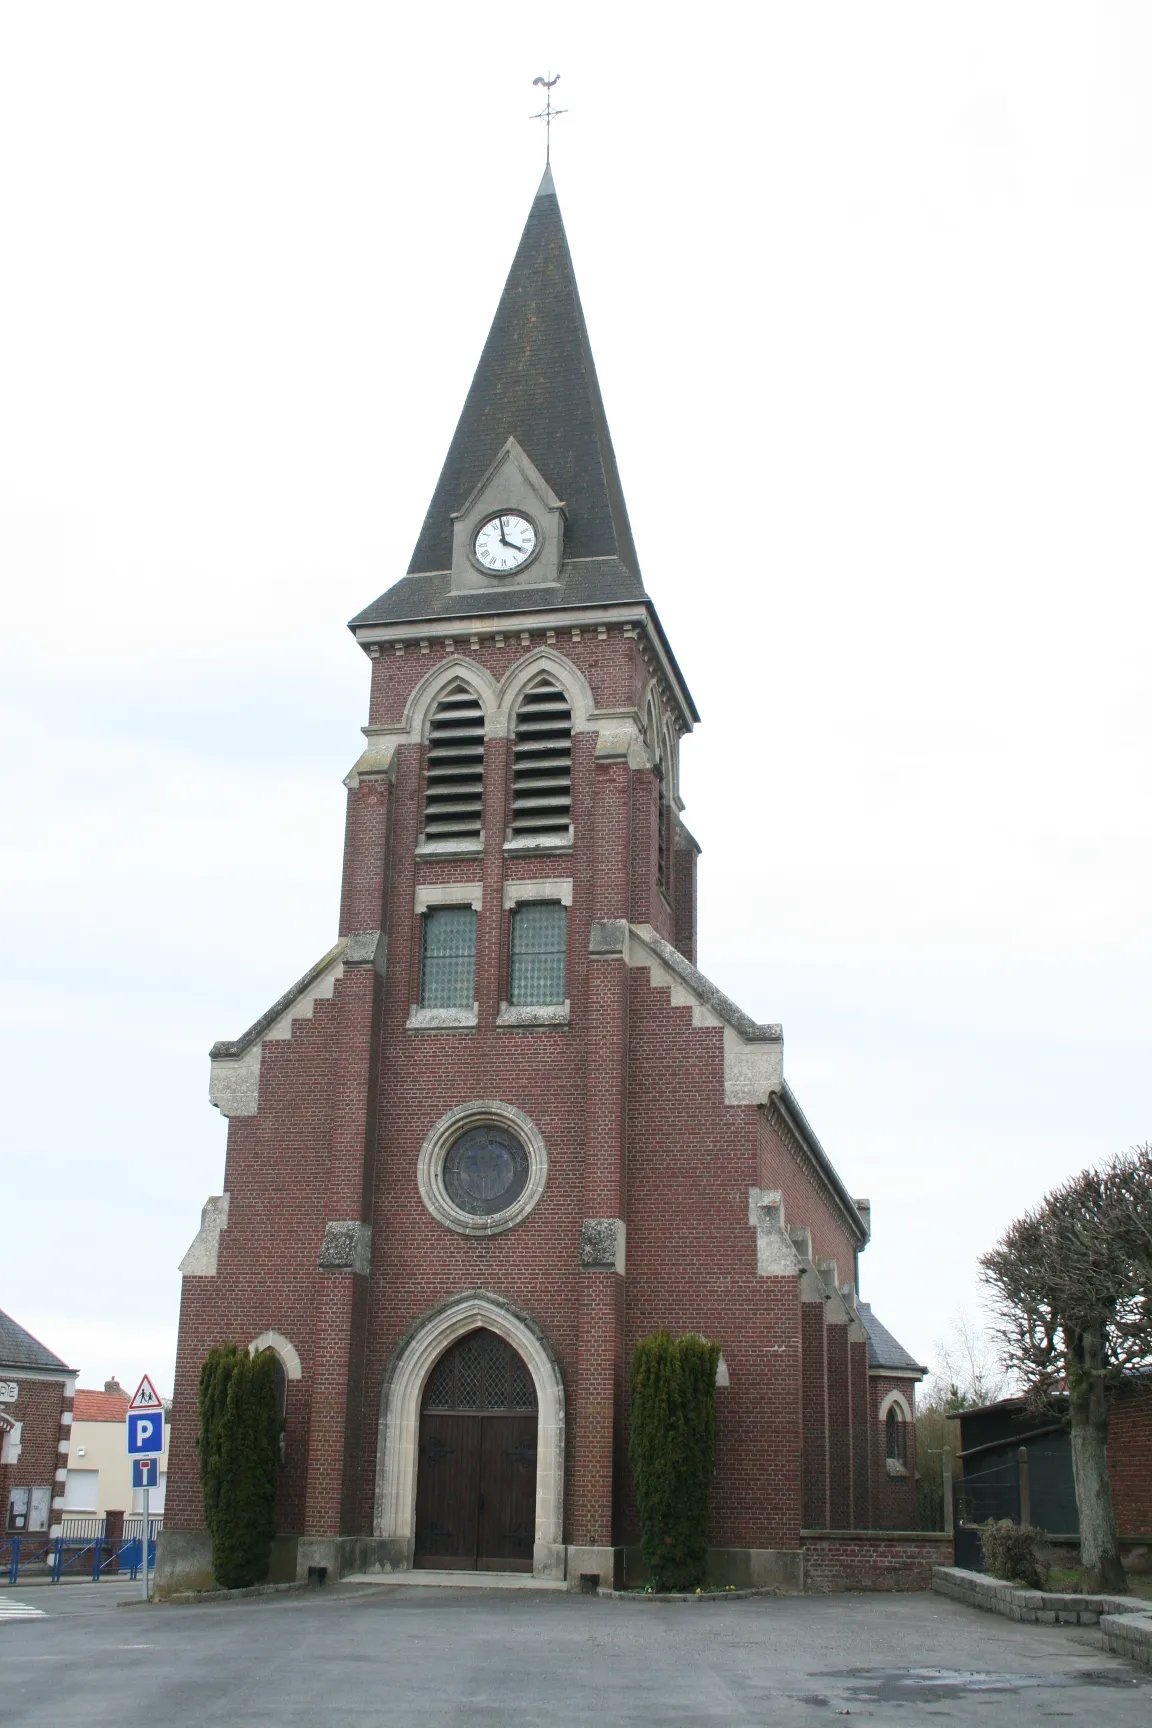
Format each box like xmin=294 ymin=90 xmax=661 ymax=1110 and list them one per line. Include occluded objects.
xmin=417 ymin=1100 xmax=548 ymax=1237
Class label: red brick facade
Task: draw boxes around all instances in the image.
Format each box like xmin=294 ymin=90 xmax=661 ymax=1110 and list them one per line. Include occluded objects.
xmin=802 ymin=1533 xmax=952 ymax=1593
xmin=1108 ymin=1381 xmax=1152 ymax=1536
xmin=1 ymin=1342 xmax=75 ymax=1545
xmin=159 ymin=171 xmax=921 ymax=1594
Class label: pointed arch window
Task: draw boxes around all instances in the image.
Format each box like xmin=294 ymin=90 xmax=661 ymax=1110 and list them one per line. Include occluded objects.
xmin=423 ymin=683 xmax=485 ymax=840
xmin=510 ymin=679 xmax=572 ymax=838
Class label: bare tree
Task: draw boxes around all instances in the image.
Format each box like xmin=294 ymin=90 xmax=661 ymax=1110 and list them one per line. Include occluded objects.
xmin=927 ymin=1311 xmax=1009 ymax=1410
xmin=979 ymin=1144 xmax=1152 ymax=1592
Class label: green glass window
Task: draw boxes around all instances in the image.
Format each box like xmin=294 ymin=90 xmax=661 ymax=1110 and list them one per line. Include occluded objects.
xmin=509 ymin=902 xmax=567 ymax=1006
xmin=421 ymin=907 xmax=477 ymax=1009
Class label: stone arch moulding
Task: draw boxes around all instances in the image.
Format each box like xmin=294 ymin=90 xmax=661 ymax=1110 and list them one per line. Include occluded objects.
xmin=404 ymin=658 xmax=500 ymax=742
xmin=373 ymin=1289 xmax=566 ymax=1581
xmin=248 ymin=1331 xmax=303 ymax=1380
xmin=642 ymin=681 xmax=662 ymax=758
xmin=878 ymin=1388 xmax=912 ymax=1424
xmin=662 ymin=717 xmax=681 ymax=805
xmin=496 ymin=649 xmax=596 ymax=736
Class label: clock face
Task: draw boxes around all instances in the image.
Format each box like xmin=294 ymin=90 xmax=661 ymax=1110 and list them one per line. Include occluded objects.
xmin=473 ymin=512 xmax=538 ymax=573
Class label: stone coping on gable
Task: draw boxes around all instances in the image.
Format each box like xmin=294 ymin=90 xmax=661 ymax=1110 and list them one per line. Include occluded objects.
xmin=625 ymin=923 xmax=781 ymax=1044
xmin=210 ymin=939 xmax=347 ymax=1058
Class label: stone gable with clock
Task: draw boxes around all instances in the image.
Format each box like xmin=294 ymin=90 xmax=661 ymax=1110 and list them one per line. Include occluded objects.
xmin=158 ymin=166 xmax=928 ymax=1596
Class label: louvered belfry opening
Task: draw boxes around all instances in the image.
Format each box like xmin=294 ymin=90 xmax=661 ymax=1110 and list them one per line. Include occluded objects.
xmin=423 ymin=683 xmax=486 ymax=840
xmin=511 ymin=679 xmax=572 ymax=837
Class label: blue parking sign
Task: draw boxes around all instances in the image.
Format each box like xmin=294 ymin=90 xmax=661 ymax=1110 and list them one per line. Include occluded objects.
xmin=127 ymin=1410 xmax=164 ymax=1455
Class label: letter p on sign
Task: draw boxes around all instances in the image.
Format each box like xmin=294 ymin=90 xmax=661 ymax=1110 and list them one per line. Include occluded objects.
xmin=127 ymin=1411 xmax=164 ymax=1455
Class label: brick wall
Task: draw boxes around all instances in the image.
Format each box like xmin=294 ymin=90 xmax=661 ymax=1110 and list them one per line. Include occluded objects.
xmin=622 ymin=960 xmax=807 ymax=1551
xmin=802 ymin=1532 xmax=952 ymax=1592
xmin=1109 ymin=1381 xmax=1152 ymax=1535
xmin=0 ymin=1374 xmax=72 ymax=1536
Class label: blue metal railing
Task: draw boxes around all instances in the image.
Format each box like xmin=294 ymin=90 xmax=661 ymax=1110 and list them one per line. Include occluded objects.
xmin=50 ymin=1535 xmax=141 ymax=1582
xmin=1 ymin=1532 xmax=153 ymax=1583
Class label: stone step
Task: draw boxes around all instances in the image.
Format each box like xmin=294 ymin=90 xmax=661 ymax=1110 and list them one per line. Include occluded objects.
xmin=343 ymin=1569 xmax=567 ymax=1591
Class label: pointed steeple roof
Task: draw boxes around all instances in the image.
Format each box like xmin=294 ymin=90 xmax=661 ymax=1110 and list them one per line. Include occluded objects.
xmin=407 ymin=168 xmax=640 ymax=579
xmin=350 ymin=170 xmax=675 ymax=642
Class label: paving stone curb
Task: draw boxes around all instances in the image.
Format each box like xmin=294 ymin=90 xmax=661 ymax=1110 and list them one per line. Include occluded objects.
xmin=602 ymin=1587 xmax=784 ymax=1603
xmin=1100 ymin=1610 xmax=1152 ymax=1668
xmin=144 ymin=1581 xmax=310 ymax=1607
xmin=932 ymin=1565 xmax=1152 ymax=1669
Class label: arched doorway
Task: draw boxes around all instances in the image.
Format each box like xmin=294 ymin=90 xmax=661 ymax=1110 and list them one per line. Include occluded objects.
xmin=414 ymin=1328 xmax=538 ymax=1572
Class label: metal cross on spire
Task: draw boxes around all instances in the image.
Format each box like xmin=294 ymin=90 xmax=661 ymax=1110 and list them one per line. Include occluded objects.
xmin=531 ymin=73 xmax=567 ymax=167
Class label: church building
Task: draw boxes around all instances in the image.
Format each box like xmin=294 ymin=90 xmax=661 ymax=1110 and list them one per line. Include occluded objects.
xmin=159 ymin=168 xmax=925 ymax=1596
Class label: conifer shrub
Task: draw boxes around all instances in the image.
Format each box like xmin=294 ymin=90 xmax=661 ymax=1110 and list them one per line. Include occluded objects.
xmin=629 ymin=1331 xmax=721 ymax=1592
xmin=979 ymin=1519 xmax=1048 ymax=1590
xmin=198 ymin=1344 xmax=280 ymax=1589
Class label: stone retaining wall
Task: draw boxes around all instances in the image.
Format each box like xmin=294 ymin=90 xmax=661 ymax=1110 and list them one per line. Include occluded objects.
xmin=933 ymin=1566 xmax=1152 ymax=1670
xmin=1100 ymin=1610 xmax=1152 ymax=1670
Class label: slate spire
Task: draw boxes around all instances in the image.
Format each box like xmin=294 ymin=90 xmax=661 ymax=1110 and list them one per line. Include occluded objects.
xmin=407 ymin=170 xmax=641 ymax=580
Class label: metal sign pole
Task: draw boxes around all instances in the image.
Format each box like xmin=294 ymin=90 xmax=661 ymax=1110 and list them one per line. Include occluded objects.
xmin=141 ymin=1479 xmax=150 ymax=1600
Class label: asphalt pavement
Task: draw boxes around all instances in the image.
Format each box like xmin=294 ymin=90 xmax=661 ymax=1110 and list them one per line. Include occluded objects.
xmin=1 ymin=1580 xmax=1149 ymax=1725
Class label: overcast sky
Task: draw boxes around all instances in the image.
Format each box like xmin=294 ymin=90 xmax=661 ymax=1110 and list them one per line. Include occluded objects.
xmin=2 ymin=4 xmax=1150 ymax=1398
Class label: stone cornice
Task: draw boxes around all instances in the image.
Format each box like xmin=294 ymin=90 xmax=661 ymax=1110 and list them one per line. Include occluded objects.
xmin=350 ymin=600 xmax=697 ymax=734
xmin=766 ymin=1090 xmax=868 ymax=1249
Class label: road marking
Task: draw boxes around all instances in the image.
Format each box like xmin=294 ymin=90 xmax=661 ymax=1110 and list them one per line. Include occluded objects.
xmin=0 ymin=1601 xmax=47 ymax=1621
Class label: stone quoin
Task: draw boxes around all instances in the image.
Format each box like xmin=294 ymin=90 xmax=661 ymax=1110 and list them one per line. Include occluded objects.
xmin=158 ymin=166 xmax=925 ymax=1595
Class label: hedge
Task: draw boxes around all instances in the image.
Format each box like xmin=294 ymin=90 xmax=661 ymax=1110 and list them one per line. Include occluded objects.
xmin=629 ymin=1331 xmax=721 ymax=1591
xmin=198 ymin=1343 xmax=280 ymax=1589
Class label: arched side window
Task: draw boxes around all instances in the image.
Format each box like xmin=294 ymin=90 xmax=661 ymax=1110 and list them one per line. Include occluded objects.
xmin=248 ymin=1331 xmax=300 ymax=1437
xmin=510 ymin=679 xmax=572 ymax=838
xmin=264 ymin=1351 xmax=288 ymax=1420
xmin=423 ymin=683 xmax=485 ymax=840
xmin=885 ymin=1403 xmax=908 ymax=1466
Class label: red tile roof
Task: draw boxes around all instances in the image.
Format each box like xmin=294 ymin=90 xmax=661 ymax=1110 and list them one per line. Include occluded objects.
xmin=73 ymin=1388 xmax=130 ymax=1422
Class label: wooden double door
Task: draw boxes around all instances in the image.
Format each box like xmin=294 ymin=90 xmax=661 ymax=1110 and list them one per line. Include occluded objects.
xmin=413 ymin=1329 xmax=539 ymax=1573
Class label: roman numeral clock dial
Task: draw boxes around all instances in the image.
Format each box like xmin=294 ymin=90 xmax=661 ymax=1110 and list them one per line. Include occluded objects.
xmin=473 ymin=513 xmax=538 ymax=573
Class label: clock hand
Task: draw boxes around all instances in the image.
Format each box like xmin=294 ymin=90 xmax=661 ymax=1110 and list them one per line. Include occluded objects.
xmin=498 ymin=516 xmax=514 ymax=548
